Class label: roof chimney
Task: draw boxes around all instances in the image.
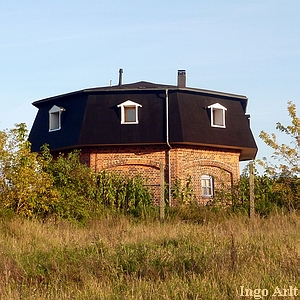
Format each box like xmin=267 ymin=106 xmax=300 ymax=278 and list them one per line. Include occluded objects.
xmin=177 ymin=70 xmax=186 ymax=88
xmin=118 ymin=68 xmax=123 ymax=86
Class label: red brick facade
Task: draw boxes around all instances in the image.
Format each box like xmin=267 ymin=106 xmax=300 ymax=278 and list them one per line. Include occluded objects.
xmin=80 ymin=145 xmax=240 ymax=205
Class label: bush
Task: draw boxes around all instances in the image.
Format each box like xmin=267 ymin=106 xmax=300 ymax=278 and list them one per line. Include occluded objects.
xmin=0 ymin=124 xmax=58 ymax=218
xmin=0 ymin=124 xmax=154 ymax=221
xmin=229 ymin=170 xmax=299 ymax=216
xmin=95 ymin=171 xmax=153 ymax=216
xmin=40 ymin=146 xmax=97 ymax=221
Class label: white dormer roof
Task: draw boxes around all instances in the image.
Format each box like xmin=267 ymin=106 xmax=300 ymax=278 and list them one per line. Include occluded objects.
xmin=208 ymin=103 xmax=227 ymax=110
xmin=117 ymin=100 xmax=142 ymax=108
xmin=49 ymin=105 xmax=65 ymax=113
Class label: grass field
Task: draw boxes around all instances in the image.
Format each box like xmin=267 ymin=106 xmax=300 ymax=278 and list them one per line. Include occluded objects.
xmin=0 ymin=209 xmax=299 ymax=299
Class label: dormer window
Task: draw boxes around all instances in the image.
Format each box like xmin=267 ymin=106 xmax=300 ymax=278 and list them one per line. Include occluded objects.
xmin=49 ymin=105 xmax=65 ymax=132
xmin=117 ymin=100 xmax=142 ymax=124
xmin=208 ymin=103 xmax=227 ymax=128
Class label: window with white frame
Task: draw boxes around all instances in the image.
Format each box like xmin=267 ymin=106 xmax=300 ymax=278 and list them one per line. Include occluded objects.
xmin=201 ymin=175 xmax=214 ymax=197
xmin=117 ymin=100 xmax=142 ymax=124
xmin=208 ymin=103 xmax=227 ymax=128
xmin=49 ymin=105 xmax=65 ymax=131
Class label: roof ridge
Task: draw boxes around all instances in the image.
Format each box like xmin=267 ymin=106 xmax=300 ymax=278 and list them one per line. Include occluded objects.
xmin=84 ymin=81 xmax=177 ymax=91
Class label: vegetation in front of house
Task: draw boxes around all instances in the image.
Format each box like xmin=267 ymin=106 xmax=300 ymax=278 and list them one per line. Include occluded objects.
xmin=0 ymin=210 xmax=298 ymax=299
xmin=0 ymin=102 xmax=299 ymax=221
xmin=0 ymin=124 xmax=59 ymax=218
xmin=0 ymin=102 xmax=299 ymax=299
xmin=214 ymin=102 xmax=299 ymax=215
xmin=0 ymin=125 xmax=153 ymax=221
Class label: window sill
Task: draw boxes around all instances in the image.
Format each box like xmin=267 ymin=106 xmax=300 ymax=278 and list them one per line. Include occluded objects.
xmin=49 ymin=128 xmax=61 ymax=132
xmin=120 ymin=122 xmax=139 ymax=125
xmin=211 ymin=124 xmax=226 ymax=128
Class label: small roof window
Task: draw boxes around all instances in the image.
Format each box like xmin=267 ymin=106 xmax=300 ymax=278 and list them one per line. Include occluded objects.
xmin=49 ymin=105 xmax=65 ymax=132
xmin=208 ymin=103 xmax=227 ymax=128
xmin=117 ymin=100 xmax=142 ymax=124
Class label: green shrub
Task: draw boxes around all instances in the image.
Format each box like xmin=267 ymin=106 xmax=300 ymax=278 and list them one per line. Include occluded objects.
xmin=95 ymin=171 xmax=153 ymax=216
xmin=40 ymin=145 xmax=97 ymax=221
xmin=0 ymin=124 xmax=154 ymax=222
xmin=229 ymin=171 xmax=299 ymax=216
xmin=40 ymin=146 xmax=154 ymax=221
xmin=0 ymin=124 xmax=58 ymax=218
xmin=170 ymin=176 xmax=194 ymax=205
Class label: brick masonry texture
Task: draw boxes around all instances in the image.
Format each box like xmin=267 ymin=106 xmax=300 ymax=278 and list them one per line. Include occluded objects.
xmin=80 ymin=145 xmax=241 ymax=206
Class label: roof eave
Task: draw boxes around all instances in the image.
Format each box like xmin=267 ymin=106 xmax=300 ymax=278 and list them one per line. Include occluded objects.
xmin=44 ymin=142 xmax=257 ymax=161
xmin=169 ymin=141 xmax=257 ymax=161
xmin=32 ymin=83 xmax=248 ymax=107
xmin=32 ymin=90 xmax=85 ymax=107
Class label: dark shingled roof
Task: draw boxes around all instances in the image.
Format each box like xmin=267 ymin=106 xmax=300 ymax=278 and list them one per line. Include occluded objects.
xmin=29 ymin=81 xmax=257 ymax=160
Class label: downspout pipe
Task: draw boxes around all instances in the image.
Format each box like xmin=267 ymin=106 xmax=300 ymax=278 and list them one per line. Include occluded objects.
xmin=166 ymin=89 xmax=172 ymax=207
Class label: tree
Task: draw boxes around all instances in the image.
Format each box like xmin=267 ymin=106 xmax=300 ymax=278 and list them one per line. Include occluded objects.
xmin=0 ymin=124 xmax=58 ymax=217
xmin=258 ymin=101 xmax=299 ymax=177
xmin=257 ymin=101 xmax=299 ymax=211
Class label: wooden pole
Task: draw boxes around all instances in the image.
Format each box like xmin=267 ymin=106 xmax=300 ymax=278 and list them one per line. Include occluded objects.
xmin=249 ymin=161 xmax=255 ymax=218
xmin=160 ymin=162 xmax=165 ymax=222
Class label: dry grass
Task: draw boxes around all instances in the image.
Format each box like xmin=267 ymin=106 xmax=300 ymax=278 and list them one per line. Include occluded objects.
xmin=0 ymin=211 xmax=299 ymax=299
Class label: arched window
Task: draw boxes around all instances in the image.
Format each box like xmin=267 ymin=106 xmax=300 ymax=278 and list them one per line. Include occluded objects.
xmin=117 ymin=100 xmax=142 ymax=124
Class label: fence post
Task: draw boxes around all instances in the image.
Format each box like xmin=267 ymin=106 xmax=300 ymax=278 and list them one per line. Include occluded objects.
xmin=249 ymin=161 xmax=255 ymax=218
xmin=160 ymin=162 xmax=165 ymax=222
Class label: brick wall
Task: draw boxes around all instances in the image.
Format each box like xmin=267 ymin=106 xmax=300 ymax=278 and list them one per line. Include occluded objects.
xmin=170 ymin=145 xmax=240 ymax=204
xmin=80 ymin=145 xmax=241 ymax=206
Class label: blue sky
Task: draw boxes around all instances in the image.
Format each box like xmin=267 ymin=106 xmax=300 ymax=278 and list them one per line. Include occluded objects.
xmin=1 ymin=1 xmax=299 ymax=173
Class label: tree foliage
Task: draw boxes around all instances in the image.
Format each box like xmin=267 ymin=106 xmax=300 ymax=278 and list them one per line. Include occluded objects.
xmin=95 ymin=171 xmax=152 ymax=215
xmin=252 ymin=101 xmax=299 ymax=212
xmin=230 ymin=166 xmax=299 ymax=215
xmin=0 ymin=124 xmax=58 ymax=217
xmin=258 ymin=101 xmax=299 ymax=177
xmin=40 ymin=145 xmax=97 ymax=221
xmin=0 ymin=124 xmax=153 ymax=220
xmin=214 ymin=102 xmax=299 ymax=215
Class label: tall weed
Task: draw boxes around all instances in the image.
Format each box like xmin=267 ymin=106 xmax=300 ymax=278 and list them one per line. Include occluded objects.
xmin=0 ymin=212 xmax=298 ymax=299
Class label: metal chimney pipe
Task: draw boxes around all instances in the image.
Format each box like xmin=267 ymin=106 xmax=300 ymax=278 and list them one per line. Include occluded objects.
xmin=177 ymin=70 xmax=186 ymax=88
xmin=118 ymin=68 xmax=123 ymax=86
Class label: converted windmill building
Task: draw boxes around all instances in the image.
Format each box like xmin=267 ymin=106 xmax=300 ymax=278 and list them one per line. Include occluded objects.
xmin=29 ymin=70 xmax=257 ymax=204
